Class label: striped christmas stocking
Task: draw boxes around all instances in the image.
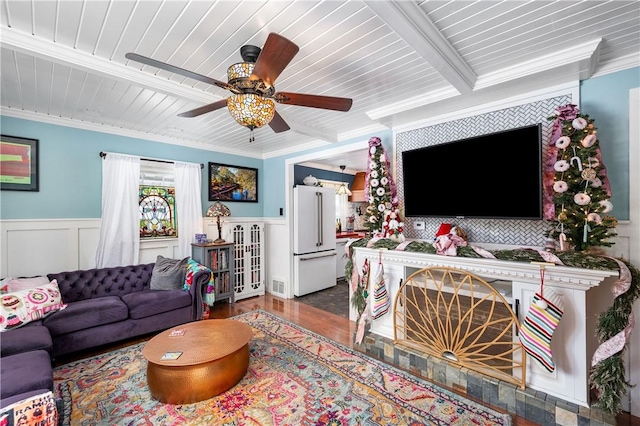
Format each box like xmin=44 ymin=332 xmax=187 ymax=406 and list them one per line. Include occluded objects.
xmin=518 ymin=287 xmax=564 ymax=373
xmin=371 ymin=261 xmax=390 ymax=319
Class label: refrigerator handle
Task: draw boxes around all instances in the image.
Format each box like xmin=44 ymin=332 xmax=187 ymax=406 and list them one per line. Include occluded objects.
xmin=316 ymin=191 xmax=323 ymax=246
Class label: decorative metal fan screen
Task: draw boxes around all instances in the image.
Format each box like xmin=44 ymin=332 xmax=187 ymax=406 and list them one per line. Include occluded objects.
xmin=393 ymin=267 xmax=526 ymax=388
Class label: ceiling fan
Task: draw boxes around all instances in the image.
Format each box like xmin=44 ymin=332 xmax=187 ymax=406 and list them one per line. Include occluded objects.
xmin=126 ymin=33 xmax=353 ymax=141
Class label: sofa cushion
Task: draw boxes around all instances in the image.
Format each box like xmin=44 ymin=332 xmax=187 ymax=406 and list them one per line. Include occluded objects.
xmin=0 ymin=350 xmax=53 ymax=399
xmin=42 ymin=296 xmax=128 ymax=336
xmin=0 ymin=280 xmax=67 ymax=331
xmin=0 ymin=325 xmax=52 ymax=356
xmin=150 ymin=256 xmax=189 ymax=290
xmin=121 ymin=289 xmax=192 ymax=320
xmin=0 ymin=390 xmax=58 ymax=425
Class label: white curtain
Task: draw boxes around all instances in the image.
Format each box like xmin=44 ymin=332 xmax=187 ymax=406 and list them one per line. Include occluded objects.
xmin=175 ymin=161 xmax=203 ymax=258
xmin=95 ymin=154 xmax=140 ymax=268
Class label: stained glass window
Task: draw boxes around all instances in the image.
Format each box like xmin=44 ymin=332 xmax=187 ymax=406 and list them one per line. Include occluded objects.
xmin=139 ymin=186 xmax=177 ymax=238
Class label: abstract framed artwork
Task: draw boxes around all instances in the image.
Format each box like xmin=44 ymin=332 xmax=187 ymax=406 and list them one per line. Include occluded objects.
xmin=208 ymin=162 xmax=258 ymax=202
xmin=0 ymin=135 xmax=39 ymax=191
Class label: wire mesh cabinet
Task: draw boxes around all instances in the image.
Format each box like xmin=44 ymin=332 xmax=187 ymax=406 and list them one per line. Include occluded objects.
xmin=228 ymin=222 xmax=264 ymax=301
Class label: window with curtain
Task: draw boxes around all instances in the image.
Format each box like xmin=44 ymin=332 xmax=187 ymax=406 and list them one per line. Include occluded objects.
xmin=97 ymin=154 xmax=202 ymax=267
xmin=139 ymin=160 xmax=177 ymax=239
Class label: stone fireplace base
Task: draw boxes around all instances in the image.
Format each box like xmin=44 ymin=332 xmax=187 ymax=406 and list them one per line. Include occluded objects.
xmin=358 ymin=332 xmax=617 ymax=425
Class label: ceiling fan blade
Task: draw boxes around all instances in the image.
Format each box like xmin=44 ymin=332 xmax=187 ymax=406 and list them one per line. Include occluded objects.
xmin=125 ymin=53 xmax=236 ymax=92
xmin=250 ymin=33 xmax=299 ymax=87
xmin=177 ymin=99 xmax=228 ymax=118
xmin=274 ymin=92 xmax=353 ymax=112
xmin=269 ymin=111 xmax=290 ymax=133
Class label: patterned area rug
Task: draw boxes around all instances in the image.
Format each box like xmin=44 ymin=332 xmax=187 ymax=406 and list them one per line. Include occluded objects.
xmin=54 ymin=310 xmax=512 ymax=425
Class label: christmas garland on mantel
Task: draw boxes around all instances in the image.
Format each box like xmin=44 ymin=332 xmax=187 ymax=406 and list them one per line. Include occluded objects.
xmin=346 ymin=237 xmax=640 ymax=414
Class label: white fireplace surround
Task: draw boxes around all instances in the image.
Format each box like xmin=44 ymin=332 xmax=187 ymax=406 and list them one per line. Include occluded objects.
xmin=351 ymin=245 xmax=620 ymax=407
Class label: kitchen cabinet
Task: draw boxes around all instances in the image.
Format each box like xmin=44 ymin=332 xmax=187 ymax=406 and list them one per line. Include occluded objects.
xmin=227 ymin=221 xmax=265 ymax=301
xmin=191 ymin=242 xmax=234 ymax=305
xmin=348 ymin=172 xmax=366 ymax=202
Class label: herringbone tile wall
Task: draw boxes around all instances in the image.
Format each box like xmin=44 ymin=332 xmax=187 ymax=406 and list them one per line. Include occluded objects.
xmin=397 ymin=94 xmax=572 ymax=247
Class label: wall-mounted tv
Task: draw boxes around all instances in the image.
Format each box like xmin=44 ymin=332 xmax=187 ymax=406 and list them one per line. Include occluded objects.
xmin=402 ymin=124 xmax=543 ymax=220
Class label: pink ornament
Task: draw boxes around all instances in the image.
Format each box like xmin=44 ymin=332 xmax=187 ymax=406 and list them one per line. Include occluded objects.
xmin=599 ymin=200 xmax=613 ymax=213
xmin=574 ymin=193 xmax=591 ymax=206
xmin=581 ymin=133 xmax=597 ymax=148
xmin=554 ymin=160 xmax=570 ymax=172
xmin=587 ymin=213 xmax=602 ymax=224
xmin=553 ymin=181 xmax=568 ymax=193
xmin=555 ymin=136 xmax=571 ymax=149
xmin=572 ymin=117 xmax=588 ymax=130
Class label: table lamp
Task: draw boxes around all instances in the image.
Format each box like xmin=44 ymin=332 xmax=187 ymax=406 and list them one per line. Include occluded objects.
xmin=206 ymin=201 xmax=231 ymax=243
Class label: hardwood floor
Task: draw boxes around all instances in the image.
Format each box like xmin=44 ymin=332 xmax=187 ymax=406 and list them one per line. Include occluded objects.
xmin=211 ymin=293 xmax=640 ymax=426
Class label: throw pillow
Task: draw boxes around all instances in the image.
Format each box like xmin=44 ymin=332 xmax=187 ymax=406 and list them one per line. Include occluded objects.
xmin=3 ymin=276 xmax=50 ymax=293
xmin=150 ymin=255 xmax=189 ymax=290
xmin=184 ymin=258 xmax=215 ymax=306
xmin=0 ymin=390 xmax=59 ymax=426
xmin=0 ymin=280 xmax=67 ymax=332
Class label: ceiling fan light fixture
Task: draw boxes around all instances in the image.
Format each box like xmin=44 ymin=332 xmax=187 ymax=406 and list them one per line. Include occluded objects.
xmin=227 ymin=62 xmax=254 ymax=82
xmin=227 ymin=93 xmax=275 ymax=130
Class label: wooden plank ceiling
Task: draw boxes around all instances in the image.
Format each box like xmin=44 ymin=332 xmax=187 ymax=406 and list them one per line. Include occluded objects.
xmin=1 ymin=0 xmax=638 ymax=163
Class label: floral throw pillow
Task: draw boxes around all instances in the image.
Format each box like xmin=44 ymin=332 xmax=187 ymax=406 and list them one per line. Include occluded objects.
xmin=0 ymin=280 xmax=67 ymax=331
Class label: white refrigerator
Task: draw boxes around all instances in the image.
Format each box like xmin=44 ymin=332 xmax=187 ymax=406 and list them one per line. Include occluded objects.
xmin=293 ymin=185 xmax=337 ymax=296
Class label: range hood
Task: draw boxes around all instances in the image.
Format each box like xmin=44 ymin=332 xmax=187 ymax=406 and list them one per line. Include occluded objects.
xmin=349 ymin=172 xmax=366 ymax=203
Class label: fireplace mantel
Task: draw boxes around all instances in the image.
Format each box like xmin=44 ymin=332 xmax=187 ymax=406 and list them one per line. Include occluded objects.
xmin=354 ymin=247 xmax=618 ymax=290
xmin=351 ymin=246 xmax=620 ymax=408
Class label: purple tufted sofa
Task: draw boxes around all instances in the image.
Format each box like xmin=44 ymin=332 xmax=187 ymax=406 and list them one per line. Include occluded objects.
xmin=0 ymin=261 xmax=211 ymax=410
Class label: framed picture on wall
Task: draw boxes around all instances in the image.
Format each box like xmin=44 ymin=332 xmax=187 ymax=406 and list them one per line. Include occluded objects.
xmin=0 ymin=135 xmax=39 ymax=191
xmin=208 ymin=162 xmax=258 ymax=202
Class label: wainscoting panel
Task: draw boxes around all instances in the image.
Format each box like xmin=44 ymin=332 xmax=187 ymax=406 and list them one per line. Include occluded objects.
xmin=264 ymin=220 xmax=289 ymax=297
xmin=1 ymin=219 xmax=182 ymax=277
xmin=1 ymin=219 xmax=101 ymax=277
xmin=78 ymin=226 xmax=101 ymax=270
xmin=139 ymin=239 xmax=181 ymax=264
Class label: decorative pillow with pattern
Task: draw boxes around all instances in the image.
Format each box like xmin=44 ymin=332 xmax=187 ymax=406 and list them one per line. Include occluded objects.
xmin=0 ymin=391 xmax=59 ymax=426
xmin=184 ymin=258 xmax=215 ymax=306
xmin=0 ymin=279 xmax=67 ymax=331
xmin=1 ymin=276 xmax=50 ymax=293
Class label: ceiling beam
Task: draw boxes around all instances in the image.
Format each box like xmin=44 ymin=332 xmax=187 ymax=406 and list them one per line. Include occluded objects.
xmin=0 ymin=28 xmax=218 ymax=105
xmin=364 ymin=0 xmax=476 ymax=94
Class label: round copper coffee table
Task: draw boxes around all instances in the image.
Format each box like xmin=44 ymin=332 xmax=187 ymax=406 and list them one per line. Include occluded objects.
xmin=142 ymin=319 xmax=253 ymax=404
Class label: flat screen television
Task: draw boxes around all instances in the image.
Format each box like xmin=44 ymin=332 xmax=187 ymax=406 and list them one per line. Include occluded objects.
xmin=402 ymin=124 xmax=543 ymax=219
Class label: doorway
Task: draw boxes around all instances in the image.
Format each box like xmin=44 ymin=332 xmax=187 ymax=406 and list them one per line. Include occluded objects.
xmin=285 ymin=141 xmax=369 ymax=312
